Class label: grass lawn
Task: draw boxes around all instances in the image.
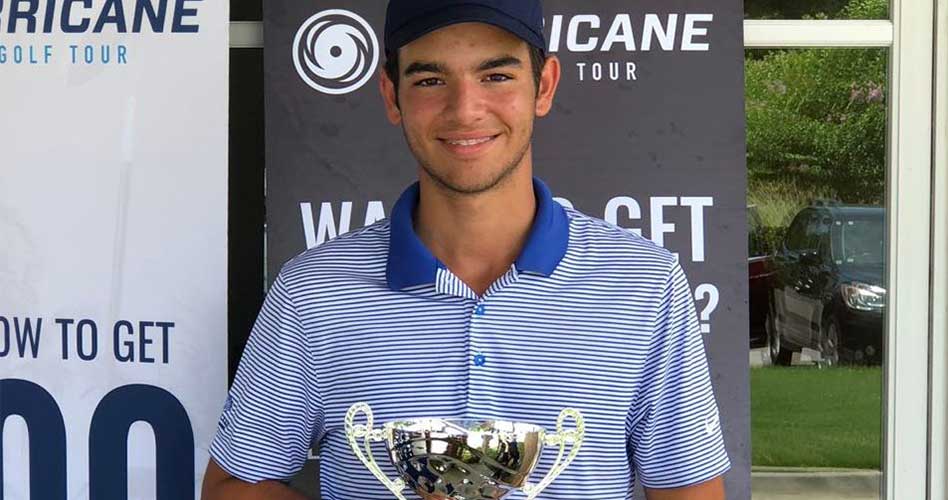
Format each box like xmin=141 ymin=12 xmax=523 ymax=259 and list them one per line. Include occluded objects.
xmin=751 ymin=366 xmax=883 ymax=469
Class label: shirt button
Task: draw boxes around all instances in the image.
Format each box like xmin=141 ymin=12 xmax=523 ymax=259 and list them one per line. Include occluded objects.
xmin=475 ymin=305 xmax=486 ymax=316
xmin=473 ymin=353 xmax=487 ymax=366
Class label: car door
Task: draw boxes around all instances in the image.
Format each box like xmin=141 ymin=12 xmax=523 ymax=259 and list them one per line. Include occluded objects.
xmin=798 ymin=213 xmax=834 ymax=348
xmin=773 ymin=210 xmax=816 ymax=346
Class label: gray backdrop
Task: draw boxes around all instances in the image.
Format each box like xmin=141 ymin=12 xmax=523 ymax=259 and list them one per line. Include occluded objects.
xmin=263 ymin=1 xmax=749 ymax=498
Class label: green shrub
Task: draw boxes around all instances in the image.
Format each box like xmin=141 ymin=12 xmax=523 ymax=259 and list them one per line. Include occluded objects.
xmin=744 ymin=0 xmax=888 ymax=20
xmin=745 ymin=0 xmax=888 ymax=206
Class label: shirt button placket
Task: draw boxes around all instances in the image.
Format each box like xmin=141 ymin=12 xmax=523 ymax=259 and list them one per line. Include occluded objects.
xmin=471 ymin=302 xmax=487 ymax=368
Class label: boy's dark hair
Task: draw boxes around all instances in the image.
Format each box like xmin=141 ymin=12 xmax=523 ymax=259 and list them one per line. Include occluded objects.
xmin=384 ymin=45 xmax=548 ymax=106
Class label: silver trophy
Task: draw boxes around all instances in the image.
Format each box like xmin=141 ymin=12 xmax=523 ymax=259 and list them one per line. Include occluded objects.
xmin=345 ymin=402 xmax=585 ymax=500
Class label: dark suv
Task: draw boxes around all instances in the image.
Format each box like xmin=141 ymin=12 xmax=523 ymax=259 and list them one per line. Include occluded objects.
xmin=768 ymin=203 xmax=885 ymax=365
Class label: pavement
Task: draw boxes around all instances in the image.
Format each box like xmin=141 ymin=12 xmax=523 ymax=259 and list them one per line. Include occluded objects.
xmin=750 ymin=346 xmax=828 ymax=367
xmin=751 ymin=468 xmax=882 ymax=500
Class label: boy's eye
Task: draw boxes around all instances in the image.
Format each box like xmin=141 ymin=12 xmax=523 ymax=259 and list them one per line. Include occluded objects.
xmin=415 ymin=77 xmax=443 ymax=87
xmin=485 ymin=74 xmax=512 ymax=82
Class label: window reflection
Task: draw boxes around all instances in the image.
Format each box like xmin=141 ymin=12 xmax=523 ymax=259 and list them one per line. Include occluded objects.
xmin=747 ymin=45 xmax=886 ymax=500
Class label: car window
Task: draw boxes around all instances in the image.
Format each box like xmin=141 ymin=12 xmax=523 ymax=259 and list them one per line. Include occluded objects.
xmin=786 ymin=211 xmax=811 ymax=252
xmin=804 ymin=214 xmax=820 ymax=250
xmin=796 ymin=212 xmax=818 ymax=252
xmin=816 ymin=216 xmax=833 ymax=260
xmin=840 ymin=216 xmax=885 ymax=265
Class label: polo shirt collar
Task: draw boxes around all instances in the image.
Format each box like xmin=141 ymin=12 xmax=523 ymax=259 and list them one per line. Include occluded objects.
xmin=386 ymin=177 xmax=570 ymax=291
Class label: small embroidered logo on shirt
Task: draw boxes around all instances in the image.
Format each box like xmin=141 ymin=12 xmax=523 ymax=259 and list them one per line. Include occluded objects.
xmin=705 ymin=413 xmax=720 ymax=435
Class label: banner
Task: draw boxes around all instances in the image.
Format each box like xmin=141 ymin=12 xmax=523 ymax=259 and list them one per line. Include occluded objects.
xmin=264 ymin=1 xmax=748 ymax=498
xmin=0 ymin=1 xmax=229 ymax=498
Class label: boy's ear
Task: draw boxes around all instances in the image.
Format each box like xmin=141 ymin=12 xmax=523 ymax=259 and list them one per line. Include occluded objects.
xmin=379 ymin=68 xmax=402 ymax=125
xmin=535 ymin=55 xmax=562 ymax=117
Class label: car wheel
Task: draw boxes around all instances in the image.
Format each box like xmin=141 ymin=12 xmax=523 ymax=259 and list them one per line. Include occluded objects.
xmin=767 ymin=308 xmax=792 ymax=366
xmin=819 ymin=318 xmax=841 ymax=367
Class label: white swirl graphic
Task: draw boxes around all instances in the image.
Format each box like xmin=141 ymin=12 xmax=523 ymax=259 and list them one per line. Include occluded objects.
xmin=293 ymin=10 xmax=379 ymax=95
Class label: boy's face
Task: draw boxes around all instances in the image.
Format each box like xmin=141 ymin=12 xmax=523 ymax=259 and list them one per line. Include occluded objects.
xmin=381 ymin=22 xmax=558 ymax=195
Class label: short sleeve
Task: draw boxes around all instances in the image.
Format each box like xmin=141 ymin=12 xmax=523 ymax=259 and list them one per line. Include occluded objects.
xmin=627 ymin=263 xmax=730 ymax=489
xmin=209 ymin=272 xmax=323 ymax=483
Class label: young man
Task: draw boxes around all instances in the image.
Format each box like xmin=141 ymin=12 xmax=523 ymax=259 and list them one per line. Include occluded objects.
xmin=202 ymin=1 xmax=730 ymax=499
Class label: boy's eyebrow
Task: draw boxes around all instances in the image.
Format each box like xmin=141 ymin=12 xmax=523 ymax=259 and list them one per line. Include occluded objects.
xmin=477 ymin=55 xmax=523 ymax=71
xmin=403 ymin=61 xmax=445 ymax=77
xmin=402 ymin=55 xmax=524 ymax=77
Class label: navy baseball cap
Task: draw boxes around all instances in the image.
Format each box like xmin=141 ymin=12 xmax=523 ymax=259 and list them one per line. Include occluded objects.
xmin=384 ymin=0 xmax=546 ymax=53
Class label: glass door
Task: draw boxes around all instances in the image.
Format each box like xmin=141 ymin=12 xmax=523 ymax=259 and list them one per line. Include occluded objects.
xmin=744 ymin=0 xmax=938 ymax=498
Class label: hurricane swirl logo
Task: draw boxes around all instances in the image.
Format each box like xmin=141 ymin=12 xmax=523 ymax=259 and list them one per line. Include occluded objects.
xmin=293 ymin=10 xmax=379 ymax=95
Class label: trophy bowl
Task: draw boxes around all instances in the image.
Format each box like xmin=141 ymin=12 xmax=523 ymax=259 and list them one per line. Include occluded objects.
xmin=388 ymin=417 xmax=544 ymax=499
xmin=345 ymin=403 xmax=584 ymax=500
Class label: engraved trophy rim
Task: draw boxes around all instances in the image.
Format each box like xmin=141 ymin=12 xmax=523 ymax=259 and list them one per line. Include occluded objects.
xmin=385 ymin=417 xmax=547 ymax=436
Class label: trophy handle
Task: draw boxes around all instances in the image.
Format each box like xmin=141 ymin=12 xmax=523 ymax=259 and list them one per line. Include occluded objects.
xmin=345 ymin=403 xmax=407 ymax=500
xmin=522 ymin=408 xmax=585 ymax=500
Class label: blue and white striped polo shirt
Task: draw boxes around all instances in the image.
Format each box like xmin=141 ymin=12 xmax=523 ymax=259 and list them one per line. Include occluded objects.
xmin=211 ymin=177 xmax=730 ymax=499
